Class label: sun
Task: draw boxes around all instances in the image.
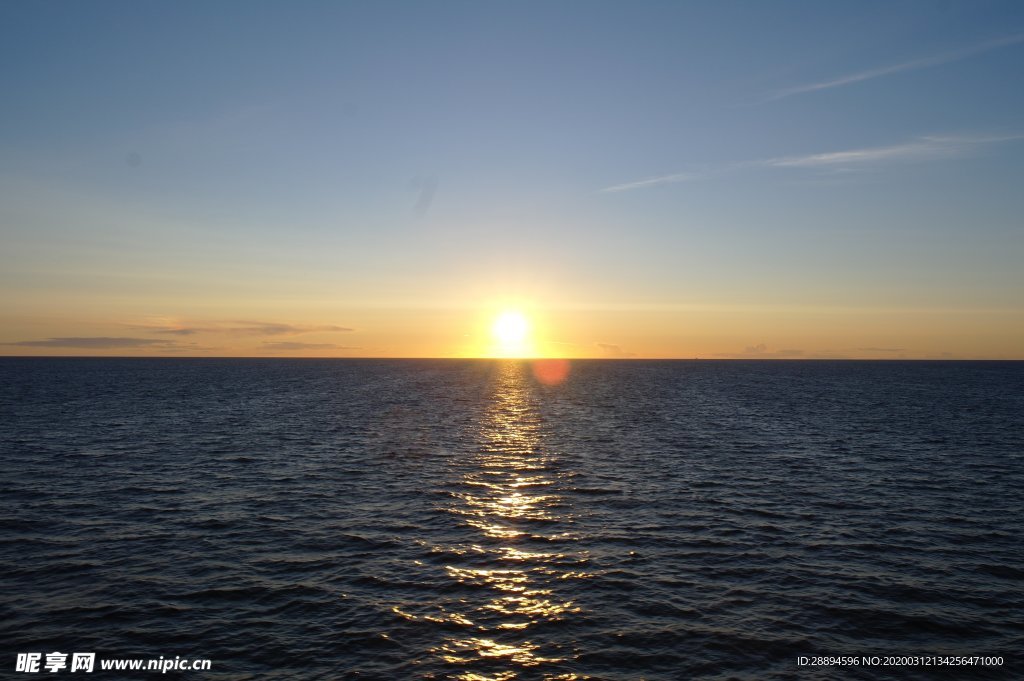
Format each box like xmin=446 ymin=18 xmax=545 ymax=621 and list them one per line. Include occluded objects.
xmin=489 ymin=309 xmax=536 ymax=357
xmin=492 ymin=310 xmax=529 ymax=346
xmin=477 ymin=307 xmax=541 ymax=358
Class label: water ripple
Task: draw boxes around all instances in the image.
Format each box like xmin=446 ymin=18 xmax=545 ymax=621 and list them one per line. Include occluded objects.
xmin=1 ymin=358 xmax=1021 ymax=679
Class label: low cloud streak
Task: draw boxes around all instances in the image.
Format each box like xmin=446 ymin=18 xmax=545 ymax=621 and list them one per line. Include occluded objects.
xmin=712 ymin=343 xmax=848 ymax=359
xmin=4 ymin=337 xmax=179 ymax=349
xmin=229 ymin=321 xmax=354 ymax=336
xmin=128 ymin=320 xmax=355 ymax=336
xmin=262 ymin=342 xmax=360 ymax=351
xmin=597 ymin=342 xmax=637 ymax=358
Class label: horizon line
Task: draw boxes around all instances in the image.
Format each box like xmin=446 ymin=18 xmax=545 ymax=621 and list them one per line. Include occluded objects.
xmin=1 ymin=355 xmax=1019 ymax=362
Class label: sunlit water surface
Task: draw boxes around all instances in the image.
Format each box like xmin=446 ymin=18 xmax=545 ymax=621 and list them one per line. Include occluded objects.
xmin=1 ymin=359 xmax=1022 ymax=679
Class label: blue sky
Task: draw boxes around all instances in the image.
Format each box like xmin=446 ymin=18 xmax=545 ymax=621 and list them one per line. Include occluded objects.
xmin=1 ymin=1 xmax=1023 ymax=357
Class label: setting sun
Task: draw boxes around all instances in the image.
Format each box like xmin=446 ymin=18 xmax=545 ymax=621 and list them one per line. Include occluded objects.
xmin=488 ymin=310 xmax=535 ymax=358
xmin=492 ymin=311 xmax=529 ymax=345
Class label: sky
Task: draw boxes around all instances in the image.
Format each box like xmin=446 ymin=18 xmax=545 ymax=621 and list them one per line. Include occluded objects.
xmin=1 ymin=0 xmax=1023 ymax=359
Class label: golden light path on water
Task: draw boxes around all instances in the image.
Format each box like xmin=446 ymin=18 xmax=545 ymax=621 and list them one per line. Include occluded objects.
xmin=406 ymin=361 xmax=589 ymax=680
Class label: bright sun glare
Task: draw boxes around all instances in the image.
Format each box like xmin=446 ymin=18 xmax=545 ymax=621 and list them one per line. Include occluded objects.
xmin=492 ymin=311 xmax=529 ymax=346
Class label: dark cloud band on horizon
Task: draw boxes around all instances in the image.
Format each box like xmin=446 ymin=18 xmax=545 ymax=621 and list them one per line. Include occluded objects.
xmin=713 ymin=343 xmax=850 ymax=359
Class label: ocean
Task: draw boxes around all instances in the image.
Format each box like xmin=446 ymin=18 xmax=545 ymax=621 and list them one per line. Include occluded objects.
xmin=1 ymin=358 xmax=1021 ymax=679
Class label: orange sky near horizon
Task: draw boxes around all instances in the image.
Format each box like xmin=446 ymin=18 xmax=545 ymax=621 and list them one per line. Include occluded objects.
xmin=2 ymin=298 xmax=1022 ymax=360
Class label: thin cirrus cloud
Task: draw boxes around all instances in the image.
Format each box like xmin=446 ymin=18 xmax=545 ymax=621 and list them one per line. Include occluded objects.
xmin=227 ymin=321 xmax=354 ymax=336
xmin=764 ymin=134 xmax=1024 ymax=168
xmin=599 ymin=133 xmax=1023 ymax=192
xmin=596 ymin=172 xmax=707 ymax=194
xmin=3 ymin=337 xmax=180 ymax=349
xmin=766 ymin=32 xmax=1024 ymax=102
xmin=128 ymin=320 xmax=354 ymax=336
xmin=262 ymin=342 xmax=361 ymax=351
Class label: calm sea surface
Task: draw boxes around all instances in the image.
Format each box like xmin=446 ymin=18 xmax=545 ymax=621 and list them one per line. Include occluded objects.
xmin=1 ymin=358 xmax=1022 ymax=680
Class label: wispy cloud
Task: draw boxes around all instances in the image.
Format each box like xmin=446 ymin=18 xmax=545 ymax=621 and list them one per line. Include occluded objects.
xmin=713 ymin=343 xmax=849 ymax=359
xmin=127 ymin=319 xmax=354 ymax=336
xmin=600 ymin=172 xmax=706 ymax=194
xmin=3 ymin=337 xmax=179 ymax=349
xmin=767 ymin=33 xmax=1024 ymax=102
xmin=228 ymin=321 xmax=354 ymax=336
xmin=713 ymin=343 xmax=854 ymax=359
xmin=765 ymin=134 xmax=1024 ymax=168
xmin=151 ymin=327 xmax=206 ymax=336
xmin=597 ymin=342 xmax=637 ymax=358
xmin=262 ymin=342 xmax=360 ymax=351
xmin=599 ymin=133 xmax=1023 ymax=192
xmin=721 ymin=343 xmax=805 ymax=359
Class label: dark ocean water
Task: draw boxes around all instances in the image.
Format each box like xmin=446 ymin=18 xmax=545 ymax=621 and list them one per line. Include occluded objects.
xmin=1 ymin=358 xmax=1022 ymax=680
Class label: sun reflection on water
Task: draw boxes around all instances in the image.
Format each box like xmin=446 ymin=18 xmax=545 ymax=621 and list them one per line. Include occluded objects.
xmin=422 ymin=361 xmax=589 ymax=679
